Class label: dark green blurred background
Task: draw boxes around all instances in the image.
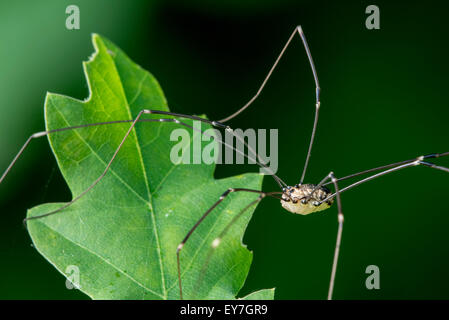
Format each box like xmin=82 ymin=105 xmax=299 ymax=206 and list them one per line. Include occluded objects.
xmin=1 ymin=0 xmax=448 ymax=299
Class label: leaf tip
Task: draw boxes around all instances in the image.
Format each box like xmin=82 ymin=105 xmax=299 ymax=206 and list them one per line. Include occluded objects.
xmin=43 ymin=91 xmax=56 ymax=113
xmin=86 ymin=33 xmax=104 ymax=63
xmin=91 ymin=33 xmax=102 ymax=46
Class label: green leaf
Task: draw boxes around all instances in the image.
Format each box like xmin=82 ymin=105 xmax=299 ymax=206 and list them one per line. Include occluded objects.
xmin=26 ymin=34 xmax=273 ymax=300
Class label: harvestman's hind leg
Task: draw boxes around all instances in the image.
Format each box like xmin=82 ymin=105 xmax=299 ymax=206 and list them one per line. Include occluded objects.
xmin=176 ymin=188 xmax=282 ymax=299
xmin=218 ymin=26 xmax=321 ymax=184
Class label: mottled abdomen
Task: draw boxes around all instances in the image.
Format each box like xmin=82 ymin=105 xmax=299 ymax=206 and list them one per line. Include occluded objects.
xmin=281 ymin=184 xmax=333 ymax=215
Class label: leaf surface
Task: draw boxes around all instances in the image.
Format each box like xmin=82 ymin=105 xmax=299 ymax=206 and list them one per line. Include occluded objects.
xmin=27 ymin=34 xmax=273 ymax=300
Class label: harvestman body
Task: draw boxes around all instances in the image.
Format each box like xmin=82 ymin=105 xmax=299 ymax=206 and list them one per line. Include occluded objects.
xmin=1 ymin=26 xmax=448 ymax=300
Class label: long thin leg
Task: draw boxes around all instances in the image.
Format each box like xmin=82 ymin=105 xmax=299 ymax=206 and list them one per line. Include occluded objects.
xmin=21 ymin=114 xmax=285 ymax=224
xmin=215 ymin=26 xmax=320 ymax=184
xmin=226 ymin=127 xmax=286 ymax=188
xmin=219 ymin=26 xmax=319 ymax=123
xmin=149 ymin=113 xmax=284 ymax=186
xmin=327 ymin=172 xmax=344 ymax=300
xmin=297 ymin=26 xmax=321 ymax=185
xmin=322 ymin=152 xmax=449 ymax=187
xmin=164 ymin=118 xmax=287 ymax=187
xmin=321 ymin=155 xmax=449 ymax=203
xmin=294 ymin=170 xmax=344 ymax=299
xmin=192 ymin=194 xmax=269 ymax=299
xmin=324 ymin=156 xmax=448 ymax=298
xmin=1 ymin=114 xmax=285 ymax=191
xmin=153 ymin=112 xmax=286 ymax=185
xmin=23 ymin=109 xmax=146 ymax=223
xmin=176 ymin=188 xmax=282 ymax=299
xmin=0 ymin=120 xmax=134 ymax=185
xmin=6 ymin=27 xmax=322 ymax=191
xmin=0 ymin=110 xmax=287 ymax=222
xmin=0 ymin=110 xmax=226 ymax=185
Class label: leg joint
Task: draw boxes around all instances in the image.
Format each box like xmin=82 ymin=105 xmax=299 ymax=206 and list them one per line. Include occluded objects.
xmin=31 ymin=131 xmax=47 ymax=138
xmin=176 ymin=243 xmax=184 ymax=254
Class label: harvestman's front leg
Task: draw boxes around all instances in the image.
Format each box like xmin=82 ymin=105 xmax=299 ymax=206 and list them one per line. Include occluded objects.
xmin=22 ymin=109 xmax=147 ymax=223
xmin=176 ymin=188 xmax=282 ymax=299
xmin=219 ymin=26 xmax=319 ymax=124
xmin=0 ymin=109 xmax=242 ymax=224
xmin=218 ymin=26 xmax=321 ymax=184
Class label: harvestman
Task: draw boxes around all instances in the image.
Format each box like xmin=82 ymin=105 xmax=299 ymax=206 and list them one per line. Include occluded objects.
xmin=1 ymin=26 xmax=448 ymax=300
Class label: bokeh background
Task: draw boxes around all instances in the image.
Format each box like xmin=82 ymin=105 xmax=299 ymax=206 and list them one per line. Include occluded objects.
xmin=1 ymin=0 xmax=448 ymax=299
